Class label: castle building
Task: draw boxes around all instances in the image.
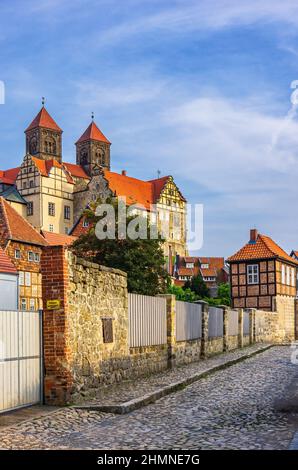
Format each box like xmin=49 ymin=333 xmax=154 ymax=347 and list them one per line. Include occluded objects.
xmin=0 ymin=104 xmax=188 ymax=264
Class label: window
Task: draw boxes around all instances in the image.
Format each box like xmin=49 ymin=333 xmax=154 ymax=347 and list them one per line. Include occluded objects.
xmin=15 ymin=249 xmax=21 ymax=259
xmin=28 ymin=251 xmax=34 ymax=262
xmin=282 ymin=264 xmax=285 ymax=284
xmin=23 ymin=181 xmax=27 ymax=189
xmin=83 ymin=220 xmax=89 ymax=228
xmin=19 ymin=271 xmax=24 ymax=286
xmin=291 ymin=268 xmax=295 ymax=287
xmin=21 ymin=298 xmax=26 ymax=311
xmin=65 ymin=227 xmax=69 ymax=234
xmin=247 ymin=264 xmax=259 ymax=284
xmin=29 ymin=299 xmax=35 ymax=311
xmin=186 ymin=263 xmax=194 ymax=269
xmin=49 ymin=224 xmax=54 ymax=233
xmin=64 ymin=205 xmax=71 ymax=220
xmin=34 ymin=253 xmax=40 ymax=262
xmin=25 ymin=272 xmax=31 ymax=286
xmin=286 ymin=266 xmax=290 ymax=286
xmin=29 ymin=180 xmax=34 ymax=188
xmin=27 ymin=201 xmax=33 ymax=216
xmin=48 ymin=202 xmax=55 ymax=216
xmin=201 ymin=263 xmax=209 ymax=269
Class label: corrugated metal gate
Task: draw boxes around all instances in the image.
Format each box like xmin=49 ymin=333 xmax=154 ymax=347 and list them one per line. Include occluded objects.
xmin=0 ymin=310 xmax=43 ymax=413
xmin=0 ymin=273 xmax=18 ymax=310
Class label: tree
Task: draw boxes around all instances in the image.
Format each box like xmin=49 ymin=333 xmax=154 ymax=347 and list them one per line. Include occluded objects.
xmin=185 ymin=273 xmax=210 ymax=298
xmin=167 ymin=284 xmax=198 ymax=302
xmin=72 ymin=197 xmax=170 ymax=296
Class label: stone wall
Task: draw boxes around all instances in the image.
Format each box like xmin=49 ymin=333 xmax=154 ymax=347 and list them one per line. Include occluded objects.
xmin=41 ymin=249 xmax=297 ymax=406
xmin=275 ymin=295 xmax=296 ymax=342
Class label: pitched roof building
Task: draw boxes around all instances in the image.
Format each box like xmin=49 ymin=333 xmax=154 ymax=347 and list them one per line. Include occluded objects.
xmin=1 ymin=105 xmax=188 ymax=265
xmin=227 ymin=228 xmax=298 ymax=311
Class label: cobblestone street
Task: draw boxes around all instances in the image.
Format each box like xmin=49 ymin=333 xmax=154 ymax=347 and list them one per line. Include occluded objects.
xmin=1 ymin=346 xmax=298 ymax=450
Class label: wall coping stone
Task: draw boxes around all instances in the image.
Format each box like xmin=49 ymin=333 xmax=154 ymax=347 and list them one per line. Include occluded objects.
xmin=69 ymin=253 xmax=127 ymax=277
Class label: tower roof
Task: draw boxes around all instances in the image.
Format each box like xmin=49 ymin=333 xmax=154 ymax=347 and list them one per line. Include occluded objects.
xmin=25 ymin=106 xmax=62 ymax=132
xmin=76 ymin=121 xmax=111 ymax=144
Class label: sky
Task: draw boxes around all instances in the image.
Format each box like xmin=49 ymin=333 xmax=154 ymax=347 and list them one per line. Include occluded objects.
xmin=1 ymin=0 xmax=298 ymax=257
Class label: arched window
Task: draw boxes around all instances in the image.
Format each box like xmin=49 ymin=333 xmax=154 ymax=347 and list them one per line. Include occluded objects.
xmin=29 ymin=137 xmax=38 ymax=155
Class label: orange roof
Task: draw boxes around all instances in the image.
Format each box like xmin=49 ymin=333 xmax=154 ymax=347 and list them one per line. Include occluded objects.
xmin=201 ymin=267 xmax=217 ymax=277
xmin=63 ymin=162 xmax=89 ymax=179
xmin=104 ymin=170 xmax=155 ymax=210
xmin=0 ymin=197 xmax=48 ymax=246
xmin=41 ymin=231 xmax=77 ymax=246
xmin=25 ymin=106 xmax=62 ymax=132
xmin=0 ymin=247 xmax=17 ymax=274
xmin=0 ymin=167 xmax=20 ymax=185
xmin=199 ymin=257 xmax=225 ymax=270
xmin=76 ymin=121 xmax=111 ymax=144
xmin=227 ymin=233 xmax=298 ymax=265
xmin=177 ymin=267 xmax=199 ymax=276
xmin=31 ymin=157 xmax=74 ymax=184
xmin=70 ymin=215 xmax=92 ymax=237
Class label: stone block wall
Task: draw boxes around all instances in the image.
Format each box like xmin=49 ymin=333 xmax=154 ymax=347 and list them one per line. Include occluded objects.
xmin=41 ymin=248 xmax=296 ymax=406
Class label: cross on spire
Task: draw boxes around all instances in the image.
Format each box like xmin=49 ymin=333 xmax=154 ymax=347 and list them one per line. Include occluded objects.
xmin=42 ymin=97 xmax=45 ymax=107
xmin=91 ymin=112 xmax=94 ymax=121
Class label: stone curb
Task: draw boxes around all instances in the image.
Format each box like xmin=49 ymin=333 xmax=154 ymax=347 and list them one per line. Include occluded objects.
xmin=74 ymin=344 xmax=274 ymax=415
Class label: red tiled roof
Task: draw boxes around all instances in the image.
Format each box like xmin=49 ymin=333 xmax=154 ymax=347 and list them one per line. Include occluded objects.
xmin=25 ymin=107 xmax=62 ymax=132
xmin=0 ymin=167 xmax=20 ymax=185
xmin=104 ymin=170 xmax=155 ymax=210
xmin=227 ymin=233 xmax=298 ymax=265
xmin=149 ymin=176 xmax=187 ymax=203
xmin=70 ymin=216 xmax=92 ymax=237
xmin=177 ymin=267 xmax=199 ymax=276
xmin=0 ymin=247 xmax=17 ymax=274
xmin=201 ymin=267 xmax=217 ymax=277
xmin=199 ymin=257 xmax=225 ymax=270
xmin=31 ymin=157 xmax=74 ymax=184
xmin=63 ymin=162 xmax=89 ymax=179
xmin=0 ymin=197 xmax=48 ymax=246
xmin=76 ymin=121 xmax=111 ymax=144
xmin=41 ymin=231 xmax=77 ymax=246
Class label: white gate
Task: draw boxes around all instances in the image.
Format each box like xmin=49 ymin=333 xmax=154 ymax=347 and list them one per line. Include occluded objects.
xmin=0 ymin=310 xmax=42 ymax=413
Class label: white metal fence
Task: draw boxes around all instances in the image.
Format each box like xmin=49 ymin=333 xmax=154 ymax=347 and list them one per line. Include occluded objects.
xmin=208 ymin=306 xmax=224 ymax=338
xmin=228 ymin=310 xmax=238 ymax=336
xmin=0 ymin=310 xmax=42 ymax=414
xmin=243 ymin=311 xmax=250 ymax=336
xmin=128 ymin=294 xmax=167 ymax=347
xmin=176 ymin=301 xmax=202 ymax=341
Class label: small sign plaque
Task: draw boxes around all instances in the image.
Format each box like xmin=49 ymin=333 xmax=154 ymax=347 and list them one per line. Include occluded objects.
xmin=46 ymin=299 xmax=61 ymax=310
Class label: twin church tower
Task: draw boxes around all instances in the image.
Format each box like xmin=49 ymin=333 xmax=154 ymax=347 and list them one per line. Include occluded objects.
xmin=25 ymin=104 xmax=111 ymax=175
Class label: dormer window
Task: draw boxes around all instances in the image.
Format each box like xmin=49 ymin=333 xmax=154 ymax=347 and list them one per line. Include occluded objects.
xmin=247 ymin=264 xmax=259 ymax=284
xmin=201 ymin=263 xmax=209 ymax=269
xmin=186 ymin=263 xmax=194 ymax=269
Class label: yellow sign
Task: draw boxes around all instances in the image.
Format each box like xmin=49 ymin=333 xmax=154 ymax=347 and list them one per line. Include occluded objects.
xmin=46 ymin=299 xmax=61 ymax=310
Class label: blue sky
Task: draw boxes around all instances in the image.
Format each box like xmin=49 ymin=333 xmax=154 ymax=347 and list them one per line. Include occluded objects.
xmin=1 ymin=0 xmax=298 ymax=257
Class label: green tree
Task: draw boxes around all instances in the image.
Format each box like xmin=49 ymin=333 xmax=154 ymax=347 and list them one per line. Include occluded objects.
xmin=167 ymin=285 xmax=198 ymax=302
xmin=72 ymin=197 xmax=170 ymax=296
xmin=185 ymin=273 xmax=210 ymax=298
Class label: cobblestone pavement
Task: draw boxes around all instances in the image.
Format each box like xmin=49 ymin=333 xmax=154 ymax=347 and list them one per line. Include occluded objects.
xmin=0 ymin=346 xmax=298 ymax=450
xmin=76 ymin=343 xmax=272 ymax=406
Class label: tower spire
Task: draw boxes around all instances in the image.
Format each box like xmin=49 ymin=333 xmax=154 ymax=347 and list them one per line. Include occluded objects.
xmin=42 ymin=96 xmax=45 ymax=107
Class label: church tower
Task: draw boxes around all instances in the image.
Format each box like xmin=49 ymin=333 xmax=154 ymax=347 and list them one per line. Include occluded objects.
xmin=76 ymin=118 xmax=111 ymax=176
xmin=25 ymin=102 xmax=63 ymax=162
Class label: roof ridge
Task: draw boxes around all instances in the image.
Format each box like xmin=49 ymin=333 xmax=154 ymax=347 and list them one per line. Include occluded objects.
xmin=259 ymin=233 xmax=289 ymax=258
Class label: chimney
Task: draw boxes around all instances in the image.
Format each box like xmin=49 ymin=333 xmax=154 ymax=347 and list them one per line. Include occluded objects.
xmin=122 ymin=170 xmax=127 ymax=176
xmin=250 ymin=228 xmax=258 ymax=243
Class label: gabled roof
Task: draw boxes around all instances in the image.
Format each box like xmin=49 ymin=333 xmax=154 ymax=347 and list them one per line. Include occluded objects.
xmin=25 ymin=106 xmax=62 ymax=132
xmin=0 ymin=197 xmax=48 ymax=246
xmin=31 ymin=157 xmax=74 ymax=184
xmin=0 ymin=167 xmax=20 ymax=185
xmin=76 ymin=121 xmax=111 ymax=144
xmin=149 ymin=176 xmax=187 ymax=203
xmin=200 ymin=267 xmax=217 ymax=277
xmin=199 ymin=257 xmax=225 ymax=270
xmin=290 ymin=250 xmax=298 ymax=260
xmin=227 ymin=233 xmax=298 ymax=265
xmin=41 ymin=230 xmax=77 ymax=246
xmin=63 ymin=162 xmax=89 ymax=179
xmin=0 ymin=247 xmax=17 ymax=274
